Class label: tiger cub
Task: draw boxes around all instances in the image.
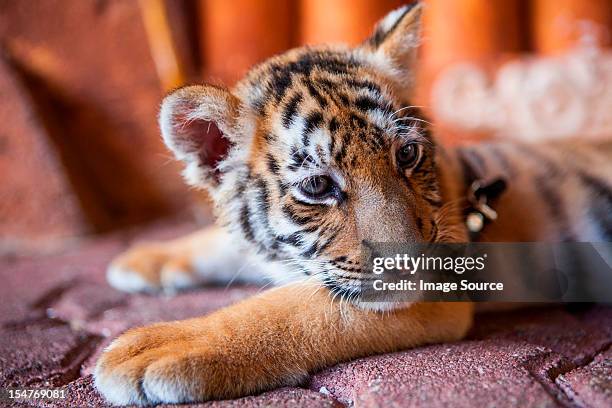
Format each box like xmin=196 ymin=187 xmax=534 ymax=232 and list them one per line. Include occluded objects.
xmin=94 ymin=3 xmax=612 ymax=405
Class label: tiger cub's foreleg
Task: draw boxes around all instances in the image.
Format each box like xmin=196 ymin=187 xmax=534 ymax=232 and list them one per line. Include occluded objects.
xmin=94 ymin=283 xmax=473 ymax=405
xmin=107 ymin=225 xmax=266 ymax=294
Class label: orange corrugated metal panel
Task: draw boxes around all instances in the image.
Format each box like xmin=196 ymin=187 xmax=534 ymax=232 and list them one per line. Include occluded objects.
xmin=199 ymin=0 xmax=295 ymax=84
xmin=419 ymin=0 xmax=524 ymax=144
xmin=418 ymin=1 xmax=523 ymax=109
xmin=532 ymin=0 xmax=612 ymax=54
xmin=299 ymin=0 xmax=404 ymax=45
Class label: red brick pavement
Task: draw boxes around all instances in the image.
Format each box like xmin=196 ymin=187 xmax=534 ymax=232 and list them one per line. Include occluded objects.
xmin=1 ymin=221 xmax=610 ymax=407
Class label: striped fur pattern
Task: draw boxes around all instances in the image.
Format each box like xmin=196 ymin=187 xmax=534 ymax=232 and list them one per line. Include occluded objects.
xmin=160 ymin=2 xmax=612 ymax=302
xmin=161 ymin=4 xmax=444 ymax=299
xmin=453 ymin=139 xmax=612 ymax=243
xmin=227 ymin=50 xmax=446 ymax=289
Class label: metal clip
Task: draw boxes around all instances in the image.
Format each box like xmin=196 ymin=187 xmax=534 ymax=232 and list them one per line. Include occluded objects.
xmin=467 ymin=180 xmax=499 ymax=221
xmin=476 ymin=197 xmax=498 ymax=221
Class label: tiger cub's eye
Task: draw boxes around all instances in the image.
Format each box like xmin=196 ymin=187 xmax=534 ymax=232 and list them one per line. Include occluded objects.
xmin=396 ymin=143 xmax=421 ymax=168
xmin=299 ymin=175 xmax=333 ymax=198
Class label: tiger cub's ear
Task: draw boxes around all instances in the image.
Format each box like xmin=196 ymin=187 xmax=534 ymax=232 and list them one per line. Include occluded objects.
xmin=364 ymin=2 xmax=423 ymax=80
xmin=159 ymin=85 xmax=243 ymax=189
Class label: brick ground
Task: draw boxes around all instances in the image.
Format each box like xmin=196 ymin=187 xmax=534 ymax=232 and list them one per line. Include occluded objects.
xmin=0 ymin=221 xmax=610 ymax=407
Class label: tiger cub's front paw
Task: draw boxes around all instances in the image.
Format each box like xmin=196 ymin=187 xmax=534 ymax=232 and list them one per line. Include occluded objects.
xmin=107 ymin=243 xmax=198 ymax=294
xmin=94 ymin=322 xmax=216 ymax=406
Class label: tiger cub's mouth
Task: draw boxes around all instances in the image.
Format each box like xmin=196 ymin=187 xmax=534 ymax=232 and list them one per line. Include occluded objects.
xmin=321 ymin=274 xmax=412 ymax=312
xmin=314 ymin=251 xmax=419 ymax=310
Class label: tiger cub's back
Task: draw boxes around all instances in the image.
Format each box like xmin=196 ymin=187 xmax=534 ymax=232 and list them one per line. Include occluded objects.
xmin=451 ymin=137 xmax=612 ymax=242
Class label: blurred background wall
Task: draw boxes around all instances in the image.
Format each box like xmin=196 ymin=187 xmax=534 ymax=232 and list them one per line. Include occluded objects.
xmin=1 ymin=0 xmax=610 ymax=252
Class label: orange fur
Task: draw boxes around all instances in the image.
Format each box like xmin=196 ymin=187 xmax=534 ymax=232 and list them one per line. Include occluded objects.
xmin=95 ymin=283 xmax=472 ymax=403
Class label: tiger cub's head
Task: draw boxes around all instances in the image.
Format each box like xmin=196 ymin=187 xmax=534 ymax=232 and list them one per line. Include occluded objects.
xmin=160 ymin=3 xmax=463 ymax=299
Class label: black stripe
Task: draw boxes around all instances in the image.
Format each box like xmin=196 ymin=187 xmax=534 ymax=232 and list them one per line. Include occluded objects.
xmin=328 ymin=117 xmax=339 ymax=134
xmin=239 ymin=204 xmax=255 ymax=242
xmin=334 ymin=133 xmax=351 ymax=163
xmin=301 ymin=243 xmax=318 ymax=258
xmin=515 ymin=144 xmax=561 ymax=178
xmin=368 ymin=3 xmax=418 ymax=48
xmin=263 ymin=132 xmax=276 ymax=143
xmin=345 ymin=78 xmax=382 ymax=95
xmin=268 ymin=68 xmax=293 ymax=102
xmin=516 ymin=145 xmax=574 ymax=240
xmin=457 ymin=147 xmax=487 ymax=182
xmin=349 ymin=113 xmax=367 ymax=129
xmin=254 ymin=177 xmax=271 ymax=214
xmin=262 ymin=50 xmax=361 ymax=104
xmin=302 ymin=111 xmax=324 ymax=146
xmin=266 ymin=154 xmax=280 ymax=175
xmin=314 ymin=228 xmax=339 ymax=255
xmin=416 ymin=216 xmax=423 ymax=231
xmin=578 ymin=171 xmax=612 ymax=240
xmin=332 ymin=264 xmax=362 ymax=273
xmin=277 ymin=180 xmax=289 ymax=196
xmin=318 ymin=78 xmax=336 ymax=91
xmin=252 ymin=97 xmax=266 ymax=116
xmin=423 ymin=195 xmax=442 ymax=207
xmin=282 ymin=93 xmax=303 ymax=128
xmin=354 ymin=96 xmax=381 ymax=113
xmin=577 ymin=172 xmax=612 ymax=201
xmin=368 ymin=128 xmax=385 ymax=150
xmin=282 ymin=205 xmax=313 ymax=225
xmin=487 ymin=145 xmax=515 ymax=177
xmin=276 ymin=232 xmax=304 ymax=248
xmin=254 ymin=176 xmax=282 ymax=250
xmin=329 ymin=128 xmax=340 ymax=157
xmin=305 ymin=82 xmax=328 ymax=108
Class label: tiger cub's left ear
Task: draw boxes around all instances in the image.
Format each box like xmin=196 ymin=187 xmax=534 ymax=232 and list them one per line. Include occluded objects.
xmin=363 ymin=2 xmax=423 ymax=78
xmin=159 ymin=85 xmax=243 ymax=190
